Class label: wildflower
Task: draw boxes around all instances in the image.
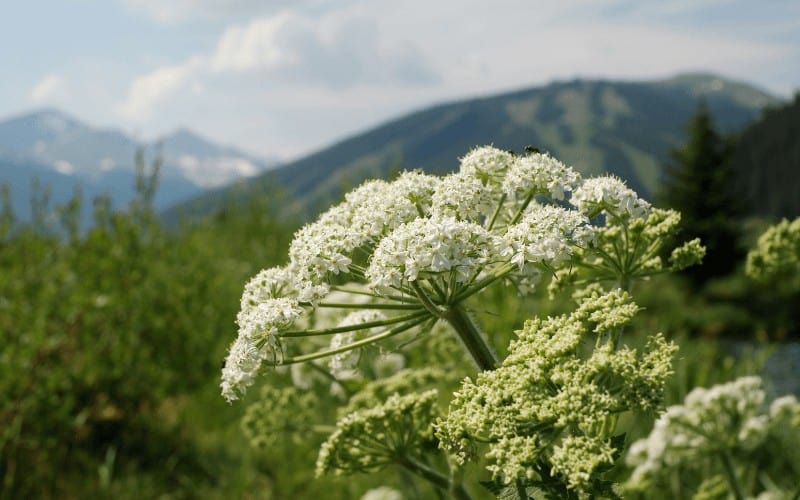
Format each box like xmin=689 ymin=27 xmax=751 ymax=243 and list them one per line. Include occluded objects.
xmin=626 ymin=377 xmax=800 ymax=496
xmin=366 ymin=216 xmax=502 ymax=291
xmin=221 ymin=297 xmax=303 ymax=401
xmin=503 ymin=152 xmax=581 ymax=201
xmin=571 ymin=175 xmax=650 ymax=219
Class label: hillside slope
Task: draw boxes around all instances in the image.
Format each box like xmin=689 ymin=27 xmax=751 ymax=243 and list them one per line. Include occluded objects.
xmin=170 ymin=73 xmax=776 ymax=220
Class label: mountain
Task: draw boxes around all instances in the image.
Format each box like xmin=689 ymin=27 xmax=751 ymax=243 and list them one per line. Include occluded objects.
xmin=170 ymin=72 xmax=777 ymax=222
xmin=0 ymin=109 xmax=280 ymax=223
xmin=730 ymin=93 xmax=800 ymax=218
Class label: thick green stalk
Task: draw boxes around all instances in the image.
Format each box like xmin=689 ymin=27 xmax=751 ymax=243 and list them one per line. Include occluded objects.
xmin=442 ymin=305 xmax=499 ymax=371
xmin=719 ymin=451 xmax=745 ymax=500
xmin=397 ymin=456 xmax=473 ymax=500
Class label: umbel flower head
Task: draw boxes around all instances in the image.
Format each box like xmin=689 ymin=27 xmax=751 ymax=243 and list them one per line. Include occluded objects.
xmin=221 ymin=145 xmax=699 ymax=401
xmin=746 ymin=216 xmax=800 ymax=291
xmin=436 ymin=289 xmax=677 ymax=495
xmin=626 ymin=376 xmax=800 ymax=497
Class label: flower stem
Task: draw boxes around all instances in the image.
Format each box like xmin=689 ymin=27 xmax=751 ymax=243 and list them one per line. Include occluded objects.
xmin=280 ymin=311 xmax=428 ymax=337
xmin=719 ymin=451 xmax=745 ymax=500
xmin=278 ymin=315 xmax=431 ymax=365
xmin=442 ymin=305 xmax=499 ymax=371
xmin=397 ymin=456 xmax=473 ymax=500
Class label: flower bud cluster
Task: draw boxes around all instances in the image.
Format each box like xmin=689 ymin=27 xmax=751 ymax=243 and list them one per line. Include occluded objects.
xmin=241 ymin=384 xmax=317 ymax=449
xmin=436 ymin=289 xmax=676 ymax=494
xmin=316 ymin=390 xmax=440 ymax=476
xmin=746 ymin=217 xmax=800 ymax=290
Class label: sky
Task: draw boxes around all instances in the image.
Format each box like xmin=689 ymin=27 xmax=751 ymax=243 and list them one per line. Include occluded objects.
xmin=2 ymin=0 xmax=798 ymax=161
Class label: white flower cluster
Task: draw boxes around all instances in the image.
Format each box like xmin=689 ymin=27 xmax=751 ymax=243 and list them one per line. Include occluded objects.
xmin=288 ymin=171 xmax=440 ymax=289
xmin=503 ymin=204 xmax=594 ymax=277
xmin=626 ymin=376 xmax=800 ymax=493
xmin=571 ymin=175 xmax=650 ymax=219
xmin=222 ymin=297 xmax=304 ymax=401
xmin=459 ymin=145 xmax=514 ymax=183
xmin=223 ymin=145 xmax=674 ymax=402
xmin=503 ymin=152 xmax=581 ymax=201
xmin=366 ymin=216 xmax=502 ymax=291
xmin=431 ymin=171 xmax=496 ymax=220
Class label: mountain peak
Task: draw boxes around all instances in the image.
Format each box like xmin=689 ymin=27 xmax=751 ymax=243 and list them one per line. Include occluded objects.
xmin=657 ymin=72 xmax=778 ymax=109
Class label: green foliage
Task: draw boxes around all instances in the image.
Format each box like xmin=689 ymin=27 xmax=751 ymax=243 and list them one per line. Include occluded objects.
xmin=0 ymin=153 xmax=294 ymax=497
xmin=746 ymin=217 xmax=800 ymax=293
xmin=731 ymin=93 xmax=800 ymax=219
xmin=659 ymin=104 xmax=746 ymax=285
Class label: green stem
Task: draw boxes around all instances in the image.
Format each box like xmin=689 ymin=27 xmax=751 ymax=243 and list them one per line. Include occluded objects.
xmin=315 ymin=302 xmax=423 ymax=310
xmin=331 ymin=286 xmax=418 ymax=303
xmin=719 ymin=451 xmax=745 ymax=500
xmin=443 ymin=305 xmax=499 ymax=371
xmin=411 ymin=281 xmax=445 ymax=318
xmin=397 ymin=456 xmax=472 ymax=500
xmin=515 ymin=479 xmax=529 ymax=500
xmin=306 ymin=362 xmax=353 ymax=397
xmin=280 ymin=311 xmax=428 ymax=337
xmin=487 ymin=193 xmax=507 ymax=231
xmin=277 ymin=315 xmax=431 ymax=365
xmin=452 ymin=264 xmax=514 ymax=303
xmin=509 ymin=192 xmax=535 ymax=225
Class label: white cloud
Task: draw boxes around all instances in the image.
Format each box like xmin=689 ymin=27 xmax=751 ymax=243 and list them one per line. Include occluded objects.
xmin=177 ymin=154 xmax=258 ymax=187
xmin=210 ymin=13 xmax=299 ymax=73
xmin=30 ymin=74 xmax=66 ymax=103
xmin=99 ymin=157 xmax=116 ymax=172
xmin=117 ymin=9 xmax=437 ymax=123
xmin=117 ymin=56 xmax=204 ymax=122
xmin=53 ymin=160 xmax=75 ymax=175
xmin=107 ymin=0 xmax=797 ymax=159
xmin=209 ymin=11 xmax=438 ymax=86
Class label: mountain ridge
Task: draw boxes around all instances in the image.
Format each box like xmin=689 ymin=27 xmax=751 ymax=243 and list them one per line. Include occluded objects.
xmin=169 ymin=72 xmax=778 ymax=221
xmin=0 ymin=108 xmax=281 ymax=221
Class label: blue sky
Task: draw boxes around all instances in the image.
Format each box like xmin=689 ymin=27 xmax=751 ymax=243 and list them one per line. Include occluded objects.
xmin=2 ymin=0 xmax=798 ymax=159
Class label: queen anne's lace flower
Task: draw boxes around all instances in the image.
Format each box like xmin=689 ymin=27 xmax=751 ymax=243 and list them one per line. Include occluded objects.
xmin=221 ymin=297 xmax=304 ymax=401
xmin=458 ymin=145 xmax=514 ymax=183
xmin=503 ymin=204 xmax=594 ymax=277
xmin=626 ymin=376 xmax=800 ymax=495
xmin=431 ymin=172 xmax=496 ymax=221
xmin=316 ymin=390 xmax=439 ymax=476
xmin=571 ymin=176 xmax=650 ymax=218
xmin=503 ymin=152 xmax=581 ymax=201
xmin=240 ymin=266 xmax=295 ymax=310
xmin=366 ymin=216 xmax=503 ymax=290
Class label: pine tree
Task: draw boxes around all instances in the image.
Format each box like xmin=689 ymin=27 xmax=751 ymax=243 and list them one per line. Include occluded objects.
xmin=659 ymin=103 xmax=746 ymax=286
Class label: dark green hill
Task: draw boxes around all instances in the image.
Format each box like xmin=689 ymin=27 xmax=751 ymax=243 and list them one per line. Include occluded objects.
xmin=168 ymin=73 xmax=776 ymax=221
xmin=731 ymin=94 xmax=800 ymax=218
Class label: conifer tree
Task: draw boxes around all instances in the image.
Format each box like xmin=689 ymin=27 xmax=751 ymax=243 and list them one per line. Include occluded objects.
xmin=659 ymin=103 xmax=746 ymax=286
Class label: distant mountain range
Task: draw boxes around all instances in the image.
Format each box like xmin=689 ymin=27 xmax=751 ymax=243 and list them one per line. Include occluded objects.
xmin=0 ymin=109 xmax=280 ymax=222
xmin=170 ymin=72 xmax=779 ymax=222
